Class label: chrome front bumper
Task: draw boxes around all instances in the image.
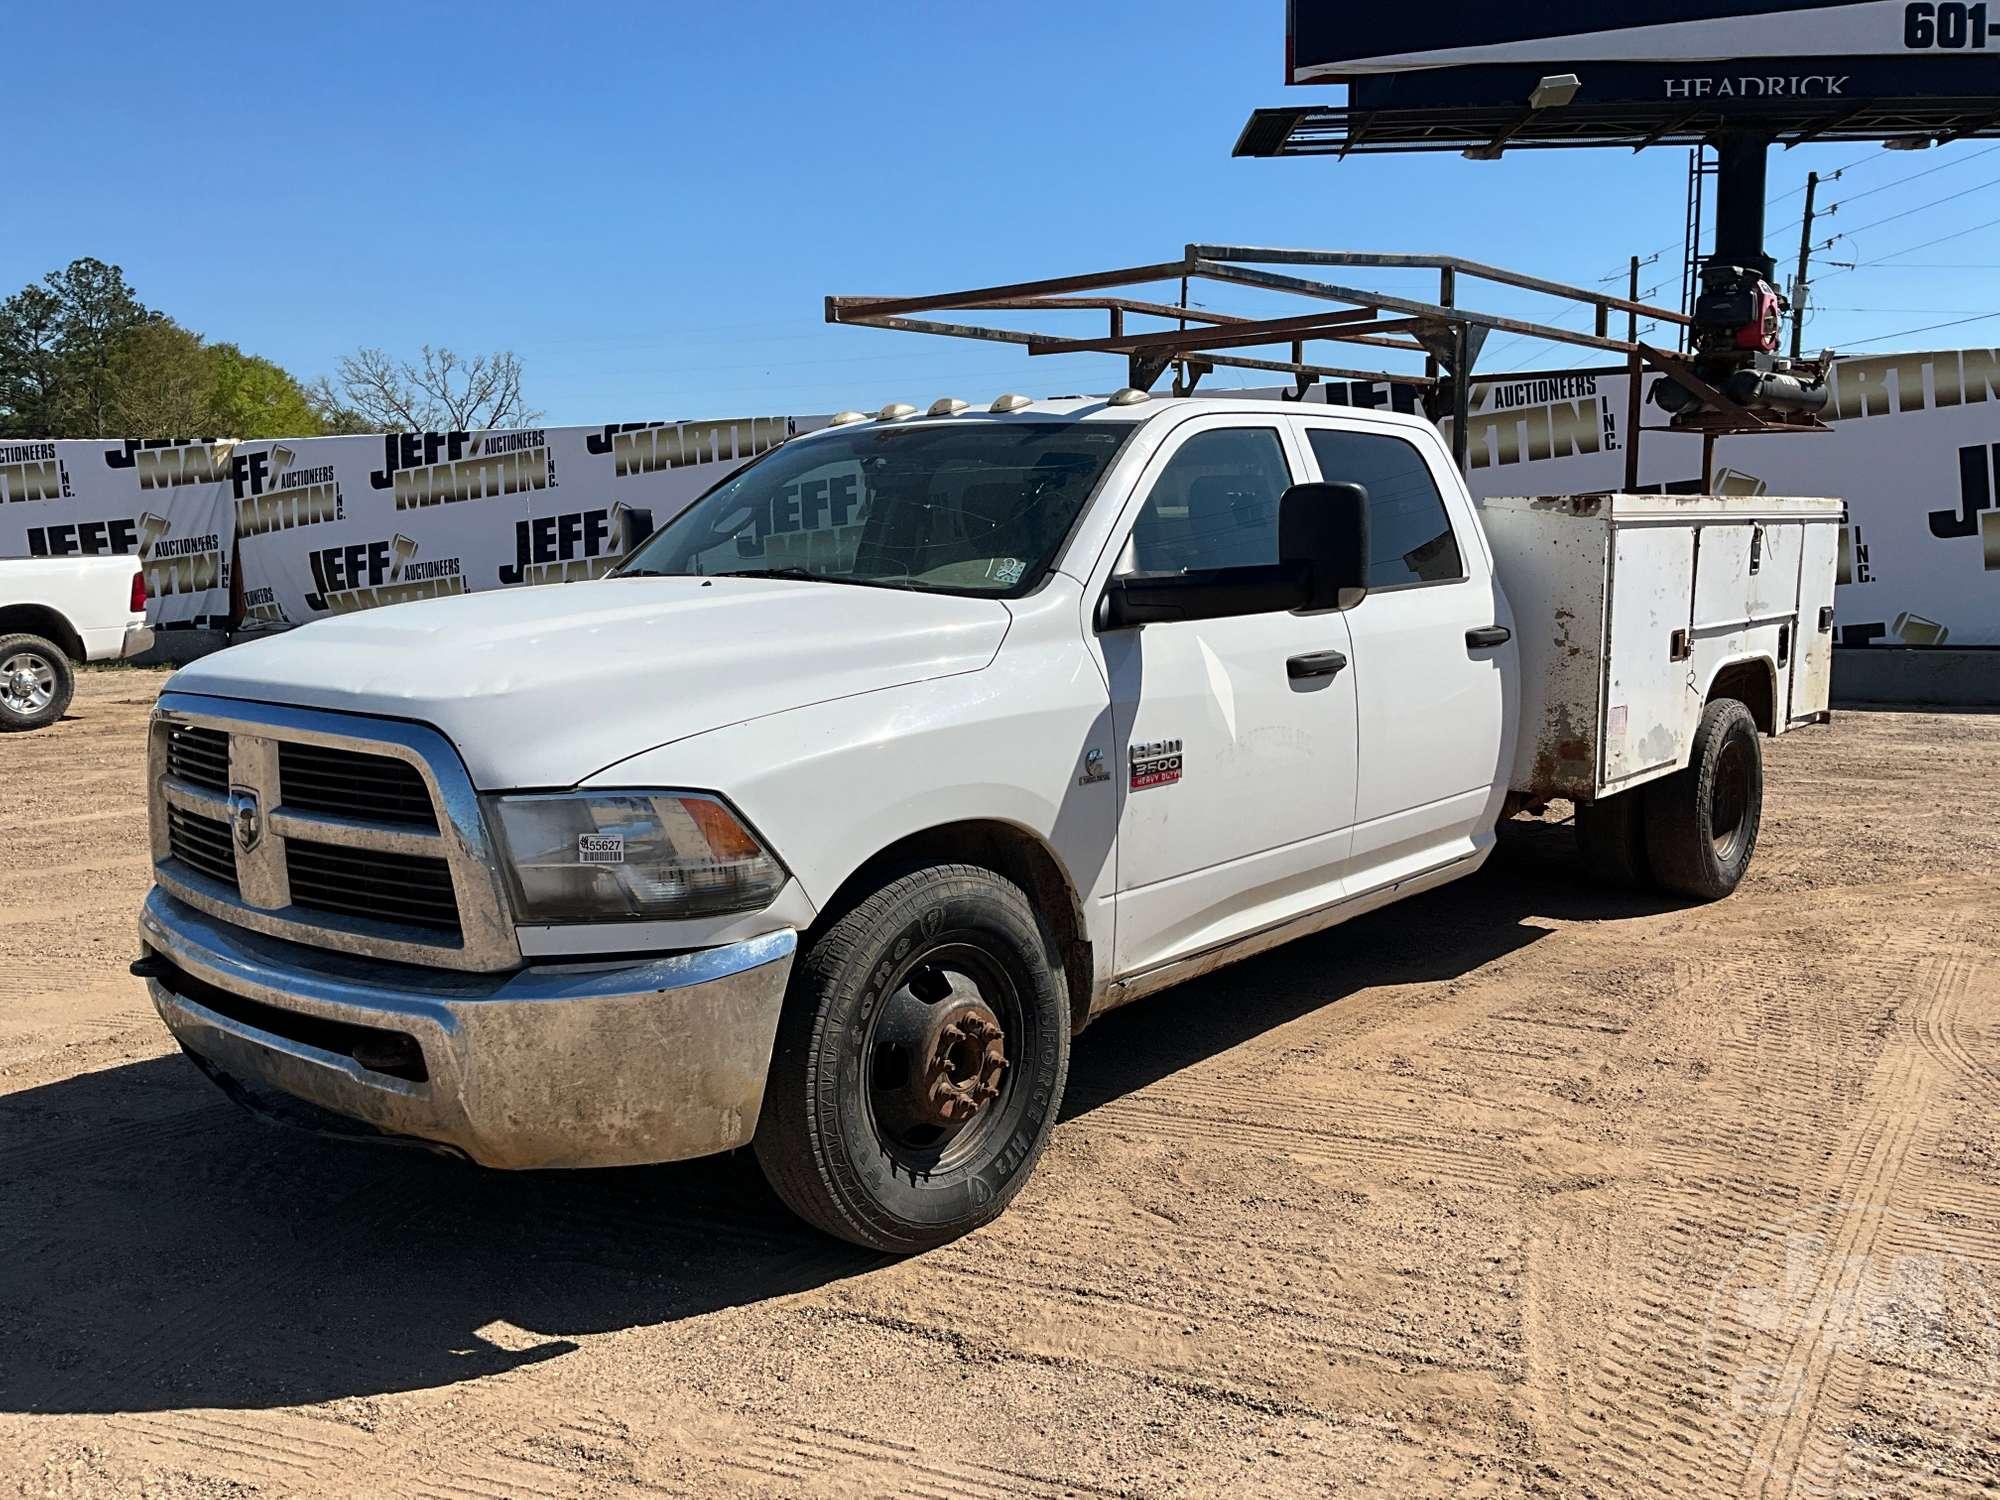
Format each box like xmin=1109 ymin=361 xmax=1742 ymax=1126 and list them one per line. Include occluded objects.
xmin=139 ymin=886 xmax=797 ymax=1169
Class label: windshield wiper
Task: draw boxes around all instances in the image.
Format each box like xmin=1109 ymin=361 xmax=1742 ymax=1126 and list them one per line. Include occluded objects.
xmin=711 ymin=567 xmax=839 ymax=583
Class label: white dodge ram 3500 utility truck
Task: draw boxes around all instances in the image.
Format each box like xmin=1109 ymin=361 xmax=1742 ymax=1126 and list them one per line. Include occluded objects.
xmin=135 ymin=395 xmax=1841 ymax=1251
xmin=0 ymin=556 xmax=153 ymax=731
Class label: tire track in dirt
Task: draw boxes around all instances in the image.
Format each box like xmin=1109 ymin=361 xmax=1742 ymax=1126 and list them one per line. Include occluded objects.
xmin=114 ymin=1408 xmax=375 ymax=1490
xmin=1555 ymin=906 xmax=1991 ymax=1499
xmin=1553 ymin=911 xmax=1936 ymax=1496
xmin=710 ymin=1421 xmax=1137 ymax=1500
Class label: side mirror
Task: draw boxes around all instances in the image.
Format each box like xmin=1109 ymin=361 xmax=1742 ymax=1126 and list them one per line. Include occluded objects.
xmin=1095 ymin=481 xmax=1372 ymax=631
xmin=1098 ymin=562 xmax=1310 ymax=630
xmin=1279 ymin=481 xmax=1370 ymax=612
xmin=615 ymin=506 xmax=656 ymax=559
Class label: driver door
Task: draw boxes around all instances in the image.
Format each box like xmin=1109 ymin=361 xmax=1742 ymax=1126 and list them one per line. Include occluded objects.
xmin=1090 ymin=416 xmax=1359 ymax=980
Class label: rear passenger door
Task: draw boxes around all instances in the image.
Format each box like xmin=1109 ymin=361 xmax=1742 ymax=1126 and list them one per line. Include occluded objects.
xmin=1297 ymin=419 xmax=1517 ymax=891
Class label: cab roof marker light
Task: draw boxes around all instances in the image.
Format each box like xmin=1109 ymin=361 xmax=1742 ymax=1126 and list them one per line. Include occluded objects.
xmin=989 ymin=393 xmax=1033 ymax=413
xmin=1107 ymin=388 xmax=1151 ymax=407
xmin=828 ymin=410 xmax=870 ymax=426
xmin=876 ymin=402 xmax=918 ymax=421
xmin=928 ymin=396 xmax=970 ymax=416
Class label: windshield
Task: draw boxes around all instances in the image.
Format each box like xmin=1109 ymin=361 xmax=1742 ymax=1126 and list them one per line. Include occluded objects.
xmin=616 ymin=420 xmax=1134 ymax=596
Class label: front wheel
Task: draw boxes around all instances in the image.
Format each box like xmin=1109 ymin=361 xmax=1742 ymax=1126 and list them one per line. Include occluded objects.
xmin=754 ymin=864 xmax=1071 ymax=1253
xmin=1643 ymin=697 xmax=1764 ymax=901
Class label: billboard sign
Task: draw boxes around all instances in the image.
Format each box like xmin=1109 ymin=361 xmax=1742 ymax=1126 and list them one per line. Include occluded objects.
xmin=1287 ymin=1 xmax=2000 ymax=113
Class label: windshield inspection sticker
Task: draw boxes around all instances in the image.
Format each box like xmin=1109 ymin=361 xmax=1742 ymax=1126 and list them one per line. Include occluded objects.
xmin=577 ymin=834 xmax=625 ymax=864
xmin=1129 ymin=739 xmax=1184 ymax=791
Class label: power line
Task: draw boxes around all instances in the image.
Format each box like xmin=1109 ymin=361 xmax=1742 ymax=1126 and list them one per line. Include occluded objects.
xmin=1824 ymin=141 xmax=2000 ymax=208
xmin=1840 ymin=311 xmax=2000 ymax=348
xmin=1821 ymin=214 xmax=2000 ymax=278
xmin=1819 ymin=172 xmax=2000 ymax=245
xmin=1765 ymin=149 xmax=1880 ymax=206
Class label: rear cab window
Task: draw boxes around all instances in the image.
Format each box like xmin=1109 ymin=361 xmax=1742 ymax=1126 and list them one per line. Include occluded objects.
xmin=1303 ymin=427 xmax=1466 ymax=589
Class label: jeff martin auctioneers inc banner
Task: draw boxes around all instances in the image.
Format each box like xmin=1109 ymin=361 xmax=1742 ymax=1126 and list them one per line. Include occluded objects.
xmin=0 ymin=418 xmax=802 ymax=629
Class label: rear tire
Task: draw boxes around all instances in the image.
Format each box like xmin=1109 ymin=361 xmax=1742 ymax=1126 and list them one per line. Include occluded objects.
xmin=1574 ymin=791 xmax=1649 ymax=888
xmin=0 ymin=633 xmax=74 ymax=732
xmin=754 ymin=864 xmax=1071 ymax=1254
xmin=1642 ymin=697 xmax=1763 ymax=901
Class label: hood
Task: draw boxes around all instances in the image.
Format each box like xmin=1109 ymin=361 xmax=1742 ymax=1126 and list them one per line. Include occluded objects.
xmin=169 ymin=576 xmax=1011 ymax=788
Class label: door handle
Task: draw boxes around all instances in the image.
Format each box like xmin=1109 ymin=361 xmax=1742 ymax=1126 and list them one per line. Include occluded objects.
xmin=1466 ymin=626 xmax=1512 ymax=649
xmin=1286 ymin=650 xmax=1348 ymax=681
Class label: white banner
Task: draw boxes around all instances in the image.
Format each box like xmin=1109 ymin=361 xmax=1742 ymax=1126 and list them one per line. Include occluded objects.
xmin=1327 ymin=347 xmax=2000 ymax=646
xmin=229 ymin=417 xmax=799 ymax=627
xmin=2 ymin=419 xmax=811 ymax=632
xmin=0 ymin=438 xmax=236 ymax=625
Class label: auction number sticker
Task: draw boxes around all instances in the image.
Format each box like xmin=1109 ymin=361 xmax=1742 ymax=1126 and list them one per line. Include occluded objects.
xmin=578 ymin=834 xmax=625 ymax=864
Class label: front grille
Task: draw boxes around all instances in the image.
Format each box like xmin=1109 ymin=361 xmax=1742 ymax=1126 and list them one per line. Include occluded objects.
xmin=152 ymin=698 xmax=509 ymax=969
xmin=279 ymin=742 xmax=437 ymax=829
xmin=168 ymin=806 xmax=238 ymax=889
xmin=166 ymin=724 xmax=230 ymax=792
xmin=285 ymin=838 xmax=461 ymax=935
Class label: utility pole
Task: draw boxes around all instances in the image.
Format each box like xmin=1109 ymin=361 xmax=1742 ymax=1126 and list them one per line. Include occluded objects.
xmin=1624 ymin=254 xmax=1643 ymax=491
xmin=1790 ymin=170 xmax=1820 ymax=359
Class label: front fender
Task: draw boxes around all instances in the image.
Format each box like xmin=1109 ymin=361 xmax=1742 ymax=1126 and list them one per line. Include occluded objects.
xmin=586 ymin=640 xmax=1119 ymax=957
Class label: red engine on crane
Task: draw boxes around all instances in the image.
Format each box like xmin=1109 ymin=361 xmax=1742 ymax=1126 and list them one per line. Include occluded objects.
xmin=1694 ymin=264 xmax=1784 ymax=357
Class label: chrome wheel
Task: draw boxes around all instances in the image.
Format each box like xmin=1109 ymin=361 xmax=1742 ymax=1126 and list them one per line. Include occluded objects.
xmin=1 ymin=651 xmax=56 ymax=717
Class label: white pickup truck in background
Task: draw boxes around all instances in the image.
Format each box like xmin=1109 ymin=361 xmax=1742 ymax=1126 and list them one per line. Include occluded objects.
xmin=0 ymin=556 xmax=153 ymax=731
xmin=132 ymin=394 xmax=1841 ymax=1252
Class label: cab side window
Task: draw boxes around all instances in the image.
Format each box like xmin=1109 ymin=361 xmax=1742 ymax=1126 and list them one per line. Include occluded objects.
xmin=1122 ymin=427 xmax=1292 ymax=575
xmin=1305 ymin=428 xmax=1465 ymax=588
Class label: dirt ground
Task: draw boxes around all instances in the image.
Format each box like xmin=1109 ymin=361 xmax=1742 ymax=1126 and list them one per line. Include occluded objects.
xmin=4 ymin=668 xmax=1999 ymax=1499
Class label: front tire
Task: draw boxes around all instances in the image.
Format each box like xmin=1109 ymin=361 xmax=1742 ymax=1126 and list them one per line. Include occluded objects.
xmin=1643 ymin=697 xmax=1763 ymax=901
xmin=0 ymin=633 xmax=74 ymax=732
xmin=754 ymin=864 xmax=1071 ymax=1253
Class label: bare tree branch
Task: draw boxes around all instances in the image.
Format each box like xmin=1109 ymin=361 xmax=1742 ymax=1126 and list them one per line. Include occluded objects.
xmin=312 ymin=344 xmax=539 ymax=432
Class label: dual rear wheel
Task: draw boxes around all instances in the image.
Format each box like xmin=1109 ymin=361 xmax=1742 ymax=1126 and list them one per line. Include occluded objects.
xmin=1575 ymin=696 xmax=1764 ymax=901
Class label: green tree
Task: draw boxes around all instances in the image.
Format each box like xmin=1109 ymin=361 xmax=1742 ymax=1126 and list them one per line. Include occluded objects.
xmin=205 ymin=344 xmax=325 ymax=438
xmin=0 ymin=258 xmax=155 ymax=437
xmin=0 ymin=283 xmax=66 ymax=438
xmin=104 ymin=320 xmax=213 ymax=438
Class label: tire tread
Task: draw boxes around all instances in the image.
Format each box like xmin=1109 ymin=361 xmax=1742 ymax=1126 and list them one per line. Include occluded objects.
xmin=1643 ymin=697 xmax=1762 ymax=901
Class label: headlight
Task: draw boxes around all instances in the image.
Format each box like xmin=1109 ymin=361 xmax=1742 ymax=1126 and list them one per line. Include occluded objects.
xmin=486 ymin=791 xmax=787 ymax=922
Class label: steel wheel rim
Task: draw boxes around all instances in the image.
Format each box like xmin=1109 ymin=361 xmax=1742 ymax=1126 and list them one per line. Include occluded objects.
xmin=1710 ymin=737 xmax=1753 ymax=864
xmin=863 ymin=938 xmax=1021 ymax=1175
xmin=1 ymin=651 xmax=55 ymax=715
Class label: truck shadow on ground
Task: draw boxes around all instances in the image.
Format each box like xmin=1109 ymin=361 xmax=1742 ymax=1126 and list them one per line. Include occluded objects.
xmin=1 ymin=823 xmax=1674 ymax=1416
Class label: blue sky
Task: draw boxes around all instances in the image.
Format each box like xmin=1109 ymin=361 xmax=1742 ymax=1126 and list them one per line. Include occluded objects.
xmin=13 ymin=2 xmax=2000 ymax=424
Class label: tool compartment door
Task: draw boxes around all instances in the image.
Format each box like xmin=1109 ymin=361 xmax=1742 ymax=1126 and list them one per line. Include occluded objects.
xmin=1792 ymin=519 xmax=1840 ymax=721
xmin=1602 ymin=524 xmax=1697 ymax=787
